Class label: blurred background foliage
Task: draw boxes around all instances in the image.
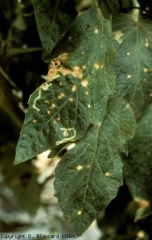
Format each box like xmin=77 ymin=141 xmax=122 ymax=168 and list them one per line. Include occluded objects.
xmin=0 ymin=0 xmax=152 ymax=239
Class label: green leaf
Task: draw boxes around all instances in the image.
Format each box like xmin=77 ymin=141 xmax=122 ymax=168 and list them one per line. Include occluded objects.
xmin=124 ymin=104 xmax=152 ymax=207
xmin=31 ymin=0 xmax=77 ymax=58
xmin=113 ymin=14 xmax=152 ymax=119
xmin=54 ymin=97 xmax=136 ymax=235
xmin=15 ymin=5 xmax=136 ymax=234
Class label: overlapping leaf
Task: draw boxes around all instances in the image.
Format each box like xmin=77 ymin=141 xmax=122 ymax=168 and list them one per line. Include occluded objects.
xmin=31 ymin=0 xmax=77 ymax=58
xmin=15 ymin=5 xmax=136 ymax=234
xmin=113 ymin=14 xmax=152 ymax=119
xmin=98 ymin=0 xmax=120 ymax=18
xmin=54 ymin=97 xmax=135 ymax=234
xmin=124 ymin=103 xmax=152 ymax=205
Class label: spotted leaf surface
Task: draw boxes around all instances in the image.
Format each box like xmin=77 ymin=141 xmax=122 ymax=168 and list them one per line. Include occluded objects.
xmin=15 ymin=75 xmax=91 ymax=163
xmin=15 ymin=6 xmax=116 ymax=164
xmin=54 ymin=97 xmax=136 ymax=235
xmin=113 ymin=14 xmax=152 ymax=119
xmin=15 ymin=5 xmax=136 ymax=234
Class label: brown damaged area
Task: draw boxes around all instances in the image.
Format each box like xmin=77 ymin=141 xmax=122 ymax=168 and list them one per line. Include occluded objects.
xmin=47 ymin=53 xmax=83 ymax=81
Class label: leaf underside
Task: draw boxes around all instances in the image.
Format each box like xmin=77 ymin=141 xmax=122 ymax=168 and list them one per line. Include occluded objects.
xmin=15 ymin=5 xmax=136 ymax=235
xmin=113 ymin=13 xmax=152 ymax=119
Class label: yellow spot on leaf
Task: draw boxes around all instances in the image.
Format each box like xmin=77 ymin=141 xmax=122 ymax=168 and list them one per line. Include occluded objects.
xmin=113 ymin=31 xmax=123 ymax=44
xmin=47 ymin=110 xmax=51 ymax=114
xmin=76 ymin=165 xmax=83 ymax=170
xmin=72 ymin=85 xmax=77 ymax=92
xmin=85 ymin=91 xmax=89 ymax=95
xmin=33 ymin=119 xmax=37 ymax=123
xmin=145 ymin=42 xmax=149 ymax=47
xmin=82 ymin=65 xmax=86 ymax=70
xmin=77 ymin=210 xmax=82 ymax=215
xmin=88 ymin=104 xmax=91 ymax=108
xmin=127 ymin=52 xmax=130 ymax=55
xmin=81 ymin=79 xmax=88 ymax=87
xmin=150 ymin=93 xmax=152 ymax=97
xmin=94 ymin=29 xmax=99 ymax=34
xmin=144 ymin=68 xmax=148 ymax=72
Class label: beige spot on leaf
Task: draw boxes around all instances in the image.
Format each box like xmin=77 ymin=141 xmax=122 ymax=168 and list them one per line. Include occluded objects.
xmin=105 ymin=172 xmax=111 ymax=177
xmin=127 ymin=74 xmax=132 ymax=78
xmin=82 ymin=65 xmax=86 ymax=70
xmin=47 ymin=110 xmax=51 ymax=114
xmin=76 ymin=165 xmax=83 ymax=170
xmin=136 ymin=230 xmax=145 ymax=239
xmin=144 ymin=68 xmax=148 ymax=72
xmin=56 ymin=117 xmax=60 ymax=121
xmin=113 ymin=31 xmax=123 ymax=44
xmin=72 ymin=85 xmax=77 ymax=92
xmin=86 ymin=164 xmax=91 ymax=169
xmin=66 ymin=143 xmax=76 ymax=151
xmin=68 ymin=36 xmax=72 ymax=41
xmin=150 ymin=93 xmax=152 ymax=97
xmin=127 ymin=52 xmax=130 ymax=55
xmin=94 ymin=29 xmax=99 ymax=34
xmin=45 ymin=100 xmax=50 ymax=104
xmin=73 ymin=66 xmax=83 ymax=79
xmin=98 ymin=122 xmax=102 ymax=127
xmin=33 ymin=119 xmax=37 ymax=123
xmin=77 ymin=210 xmax=82 ymax=215
xmin=88 ymin=104 xmax=91 ymax=108
xmin=145 ymin=42 xmax=149 ymax=47
xmin=85 ymin=91 xmax=89 ymax=95
xmin=81 ymin=79 xmax=88 ymax=87
xmin=94 ymin=63 xmax=100 ymax=70
xmin=58 ymin=92 xmax=65 ymax=99
xmin=69 ymin=97 xmax=74 ymax=102
xmin=51 ymin=103 xmax=56 ymax=108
